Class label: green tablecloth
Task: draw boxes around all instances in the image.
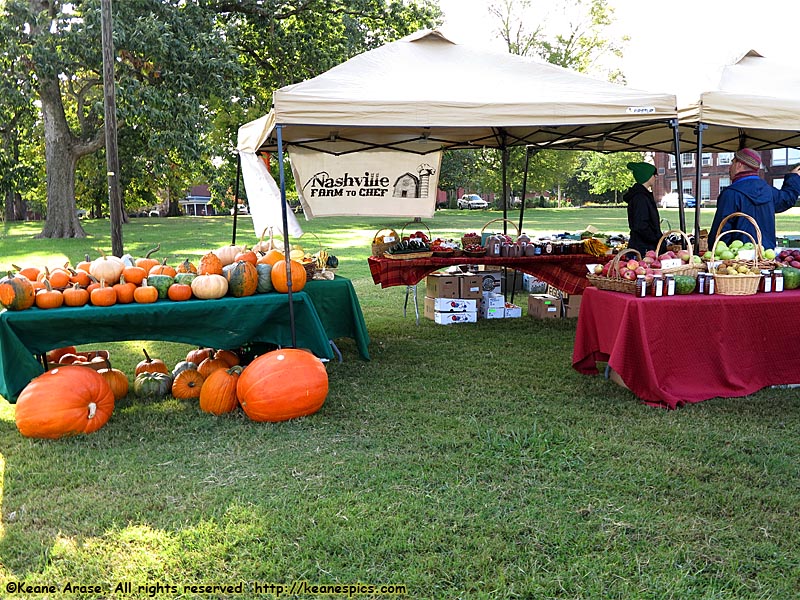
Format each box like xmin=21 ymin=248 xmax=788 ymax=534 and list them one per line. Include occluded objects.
xmin=0 ymin=279 xmax=369 ymax=403
xmin=304 ymin=276 xmax=370 ymax=360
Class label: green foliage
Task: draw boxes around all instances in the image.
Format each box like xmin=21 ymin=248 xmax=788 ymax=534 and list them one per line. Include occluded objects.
xmin=578 ymin=150 xmax=643 ymax=197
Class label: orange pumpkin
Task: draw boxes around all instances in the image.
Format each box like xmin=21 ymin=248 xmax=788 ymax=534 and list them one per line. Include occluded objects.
xmin=234 ymin=247 xmax=258 ymax=265
xmin=63 ymin=284 xmax=90 ymax=307
xmin=149 ymin=259 xmax=177 ymax=278
xmin=186 ymin=347 xmax=213 ymax=365
xmin=68 ymin=267 xmax=91 ymax=287
xmin=237 ymin=349 xmax=328 ymax=422
xmin=35 ymin=280 xmax=64 ymax=309
xmin=271 ymin=259 xmax=307 ymax=293
xmin=113 ymin=276 xmax=136 ymax=304
xmin=134 ymin=243 xmax=160 ymax=271
xmin=172 ymin=368 xmax=205 ymax=400
xmin=167 ymin=283 xmax=193 ymax=301
xmin=133 ymin=279 xmax=159 ymax=304
xmin=199 ymin=366 xmax=242 ymax=415
xmin=176 ymin=259 xmax=198 ymax=274
xmin=46 ymin=346 xmax=78 ymax=364
xmin=90 ymin=280 xmax=117 ymax=307
xmin=98 ymin=365 xmax=129 ymax=401
xmin=15 ymin=366 xmax=116 ymax=439
xmin=13 ymin=264 xmax=41 ymax=281
xmin=261 ymin=248 xmax=285 ymax=266
xmin=197 ymin=350 xmax=228 ymax=379
xmin=121 ymin=265 xmax=147 ymax=286
xmin=215 ymin=349 xmax=240 ymax=367
xmin=46 ymin=265 xmax=72 ymax=289
xmin=135 ymin=348 xmax=170 ymax=376
xmin=76 ymin=254 xmax=93 ymax=273
xmin=198 ymin=252 xmax=224 ymax=276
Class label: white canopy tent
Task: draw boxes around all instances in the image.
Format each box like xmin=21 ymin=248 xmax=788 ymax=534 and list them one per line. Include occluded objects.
xmin=234 ymin=29 xmax=681 ymax=345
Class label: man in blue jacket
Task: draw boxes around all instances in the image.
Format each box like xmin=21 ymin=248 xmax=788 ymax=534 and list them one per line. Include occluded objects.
xmin=709 ymin=148 xmax=800 ymax=250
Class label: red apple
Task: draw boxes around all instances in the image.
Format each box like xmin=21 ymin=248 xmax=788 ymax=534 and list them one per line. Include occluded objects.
xmin=626 ymin=259 xmax=640 ymax=270
xmin=621 ymin=270 xmax=636 ymax=280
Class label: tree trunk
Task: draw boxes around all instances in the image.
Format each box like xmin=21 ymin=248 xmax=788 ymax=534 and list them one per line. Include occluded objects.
xmin=35 ymin=76 xmax=86 ymax=238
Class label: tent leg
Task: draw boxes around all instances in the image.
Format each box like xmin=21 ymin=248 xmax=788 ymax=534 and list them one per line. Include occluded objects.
xmin=512 ymin=146 xmax=535 ymax=302
xmin=693 ymin=123 xmax=707 ymax=247
xmin=276 ymin=125 xmax=297 ymax=348
xmin=232 ymin=152 xmax=241 ymax=245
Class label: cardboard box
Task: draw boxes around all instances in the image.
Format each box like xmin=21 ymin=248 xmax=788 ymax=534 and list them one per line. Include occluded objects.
xmin=528 ymin=294 xmax=562 ymax=319
xmin=432 ymin=311 xmax=477 ymax=325
xmin=481 ymin=291 xmax=506 ymax=310
xmin=479 ymin=269 xmax=502 ymax=293
xmin=424 ymin=297 xmax=477 ymax=315
xmin=425 ymin=273 xmax=460 ymax=298
xmin=505 ymin=304 xmax=522 ymax=318
xmin=564 ymin=303 xmax=581 ymax=319
xmin=522 ymin=273 xmax=548 ymax=294
xmin=458 ymin=274 xmax=484 ymax=299
xmin=479 ymin=305 xmax=505 ymax=319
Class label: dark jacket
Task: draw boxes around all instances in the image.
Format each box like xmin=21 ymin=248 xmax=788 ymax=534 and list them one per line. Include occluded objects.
xmin=624 ymin=183 xmax=663 ymax=255
xmin=709 ymin=173 xmax=800 ymax=250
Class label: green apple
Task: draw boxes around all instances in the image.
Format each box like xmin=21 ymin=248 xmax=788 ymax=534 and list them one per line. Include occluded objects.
xmin=720 ymin=250 xmax=735 ymax=260
xmin=730 ymin=240 xmax=744 ymax=249
xmin=764 ymin=248 xmax=776 ymax=260
xmin=702 ymin=251 xmax=714 ymax=261
xmin=742 ymin=242 xmax=755 ymax=250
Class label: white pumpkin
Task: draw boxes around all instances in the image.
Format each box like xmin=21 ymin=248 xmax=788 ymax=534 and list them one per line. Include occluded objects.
xmin=190 ymin=274 xmax=228 ymax=299
xmin=213 ymin=244 xmax=245 ymax=267
xmin=89 ymin=254 xmax=125 ymax=285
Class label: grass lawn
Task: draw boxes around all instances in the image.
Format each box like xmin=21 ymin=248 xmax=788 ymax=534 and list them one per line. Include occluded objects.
xmin=1 ymin=208 xmax=799 ymax=599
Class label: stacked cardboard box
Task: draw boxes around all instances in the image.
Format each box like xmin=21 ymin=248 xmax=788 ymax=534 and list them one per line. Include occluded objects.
xmin=424 ymin=274 xmax=478 ymax=324
xmin=527 ymin=294 xmax=562 ymax=319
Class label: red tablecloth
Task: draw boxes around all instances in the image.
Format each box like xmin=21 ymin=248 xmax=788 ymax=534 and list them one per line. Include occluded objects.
xmin=572 ymin=286 xmax=800 ymax=409
xmin=368 ymin=254 xmax=607 ymax=295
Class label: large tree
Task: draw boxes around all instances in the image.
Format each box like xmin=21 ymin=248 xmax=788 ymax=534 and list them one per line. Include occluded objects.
xmin=1 ymin=0 xmax=242 ymax=239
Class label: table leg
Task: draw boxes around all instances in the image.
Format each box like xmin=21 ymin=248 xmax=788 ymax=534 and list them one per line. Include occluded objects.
xmin=404 ymin=284 xmax=420 ymax=325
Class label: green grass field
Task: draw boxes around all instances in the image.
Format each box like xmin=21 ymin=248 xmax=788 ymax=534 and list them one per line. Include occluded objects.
xmin=1 ymin=207 xmax=799 ymax=599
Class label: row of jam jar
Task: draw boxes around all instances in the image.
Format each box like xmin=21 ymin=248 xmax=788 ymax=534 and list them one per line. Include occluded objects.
xmin=485 ymin=234 xmax=585 ymax=257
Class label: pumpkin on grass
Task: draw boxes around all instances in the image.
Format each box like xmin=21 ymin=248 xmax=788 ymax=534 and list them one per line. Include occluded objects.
xmin=237 ymin=349 xmax=328 ymax=422
xmin=172 ymin=368 xmax=205 ymax=400
xmin=186 ymin=347 xmax=212 ymax=365
xmin=98 ymin=361 xmax=129 ymax=401
xmin=15 ymin=366 xmax=115 ymax=439
xmin=197 ymin=350 xmax=228 ymax=378
xmin=133 ymin=371 xmax=172 ymax=398
xmin=199 ymin=365 xmax=243 ymax=415
xmin=215 ymin=349 xmax=240 ymax=367
xmin=135 ymin=348 xmax=169 ymax=376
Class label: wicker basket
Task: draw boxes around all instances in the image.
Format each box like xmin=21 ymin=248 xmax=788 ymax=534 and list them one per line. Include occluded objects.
xmin=714 ymin=211 xmax=764 ymax=257
xmin=655 ymin=229 xmax=705 ymax=278
xmin=400 ymin=220 xmax=432 ymax=242
xmin=586 ymin=249 xmax=642 ymax=294
xmin=480 ymin=218 xmax=521 ymax=245
xmin=462 ymin=249 xmax=487 ymax=258
xmin=383 ymin=250 xmax=434 ymax=260
xmin=709 ymin=229 xmax=761 ymax=295
xmin=371 ymin=228 xmax=399 ymax=257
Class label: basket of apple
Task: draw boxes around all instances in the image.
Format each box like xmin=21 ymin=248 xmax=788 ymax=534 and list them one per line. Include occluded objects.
xmin=708 ymin=229 xmax=761 ymax=296
xmin=654 ymin=229 xmax=705 ymax=278
xmin=586 ymin=248 xmax=642 ymax=294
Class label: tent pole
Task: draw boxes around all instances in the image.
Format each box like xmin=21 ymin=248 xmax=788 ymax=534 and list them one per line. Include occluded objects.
xmin=500 ymin=133 xmax=509 ymax=301
xmin=232 ymin=152 xmax=241 ymax=245
xmin=693 ymin=123 xmax=707 ymax=248
xmin=276 ymin=124 xmax=297 ymax=348
xmin=511 ymin=145 xmax=535 ymax=303
xmin=669 ymin=119 xmax=686 ymax=235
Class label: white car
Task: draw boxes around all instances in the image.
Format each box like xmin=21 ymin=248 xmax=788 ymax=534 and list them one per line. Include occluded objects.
xmin=457 ymin=194 xmax=489 ymax=210
xmin=660 ymin=192 xmax=698 ymax=209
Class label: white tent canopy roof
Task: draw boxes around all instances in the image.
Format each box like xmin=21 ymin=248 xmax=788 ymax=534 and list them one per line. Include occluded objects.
xmin=237 ymin=30 xmax=678 ymax=155
xmin=676 ymin=50 xmax=800 ymax=152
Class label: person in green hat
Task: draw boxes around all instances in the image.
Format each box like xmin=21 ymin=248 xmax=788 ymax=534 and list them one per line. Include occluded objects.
xmin=624 ymin=162 xmax=662 ymax=255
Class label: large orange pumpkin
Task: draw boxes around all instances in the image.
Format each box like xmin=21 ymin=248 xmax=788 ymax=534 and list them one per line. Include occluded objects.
xmin=260 ymin=248 xmax=285 ymax=266
xmin=271 ymin=259 xmax=307 ymax=293
xmin=172 ymin=368 xmax=205 ymax=400
xmin=15 ymin=366 xmax=115 ymax=438
xmin=237 ymin=349 xmax=328 ymax=422
xmin=0 ymin=271 xmax=36 ymax=311
xmin=199 ymin=365 xmax=242 ymax=415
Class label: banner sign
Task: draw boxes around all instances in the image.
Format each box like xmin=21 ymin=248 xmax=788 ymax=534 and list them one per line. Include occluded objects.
xmin=289 ymin=146 xmax=442 ymax=219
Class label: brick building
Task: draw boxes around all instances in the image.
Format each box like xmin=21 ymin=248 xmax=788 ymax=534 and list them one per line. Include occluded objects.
xmin=652 ymin=148 xmax=800 ymax=205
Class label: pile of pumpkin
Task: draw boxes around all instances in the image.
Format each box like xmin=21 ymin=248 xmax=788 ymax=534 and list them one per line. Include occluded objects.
xmin=15 ymin=345 xmax=329 ymax=440
xmin=0 ymin=242 xmax=316 ymax=311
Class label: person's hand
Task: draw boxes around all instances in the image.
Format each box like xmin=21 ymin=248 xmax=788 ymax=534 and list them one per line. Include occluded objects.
xmin=791 ymin=164 xmax=800 ymax=175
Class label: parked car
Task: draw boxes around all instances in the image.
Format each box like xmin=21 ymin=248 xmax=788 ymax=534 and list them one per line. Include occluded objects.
xmin=457 ymin=194 xmax=489 ymax=210
xmin=230 ymin=205 xmax=249 ymax=215
xmin=660 ymin=192 xmax=699 ymax=209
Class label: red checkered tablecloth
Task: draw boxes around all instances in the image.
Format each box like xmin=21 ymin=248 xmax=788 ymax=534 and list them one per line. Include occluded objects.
xmin=368 ymin=254 xmax=609 ymax=295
